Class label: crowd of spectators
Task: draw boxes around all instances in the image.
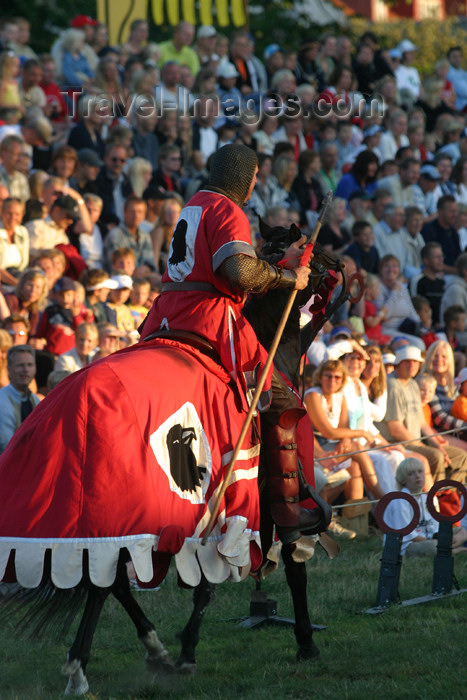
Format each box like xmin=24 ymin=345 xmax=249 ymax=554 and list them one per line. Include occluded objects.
xmin=0 ymin=14 xmax=466 ymax=547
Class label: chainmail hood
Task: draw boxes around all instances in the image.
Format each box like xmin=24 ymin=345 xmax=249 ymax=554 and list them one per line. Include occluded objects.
xmin=207 ymin=144 xmax=258 ymax=207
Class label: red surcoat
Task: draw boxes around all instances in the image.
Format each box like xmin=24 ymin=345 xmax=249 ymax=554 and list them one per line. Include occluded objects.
xmin=141 ymin=190 xmax=271 ymax=393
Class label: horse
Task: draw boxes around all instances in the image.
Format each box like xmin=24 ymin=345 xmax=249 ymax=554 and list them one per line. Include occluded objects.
xmin=0 ymin=222 xmax=349 ymax=696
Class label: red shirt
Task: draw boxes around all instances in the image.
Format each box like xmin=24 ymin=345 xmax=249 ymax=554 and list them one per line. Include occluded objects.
xmin=40 ymin=81 xmax=67 ymax=121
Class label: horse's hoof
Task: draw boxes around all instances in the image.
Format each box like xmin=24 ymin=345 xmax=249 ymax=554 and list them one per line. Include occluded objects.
xmin=176 ymin=660 xmax=197 ymax=675
xmin=145 ymin=651 xmax=176 ymax=674
xmin=62 ymin=660 xmax=90 ymax=696
xmin=296 ymin=642 xmax=320 ymax=662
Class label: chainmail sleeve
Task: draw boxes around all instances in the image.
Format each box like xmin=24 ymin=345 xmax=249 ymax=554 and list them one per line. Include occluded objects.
xmin=219 ymin=254 xmax=297 ymax=294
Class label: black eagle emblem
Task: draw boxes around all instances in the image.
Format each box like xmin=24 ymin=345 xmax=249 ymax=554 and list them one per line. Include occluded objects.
xmin=166 ymin=424 xmax=206 ymax=493
xmin=169 ymin=219 xmax=188 ymax=265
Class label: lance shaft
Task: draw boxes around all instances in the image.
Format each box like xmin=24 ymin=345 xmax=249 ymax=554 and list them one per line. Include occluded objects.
xmin=201 ymin=192 xmax=333 ymax=545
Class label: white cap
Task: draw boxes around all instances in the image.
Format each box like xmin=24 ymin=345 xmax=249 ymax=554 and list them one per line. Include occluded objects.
xmin=110 ymin=274 xmax=133 ymax=290
xmin=394 ymin=345 xmax=424 ymax=365
xmin=382 ymin=352 xmax=396 ymax=366
xmin=197 ymin=25 xmax=217 ymax=39
xmin=325 ymin=339 xmax=353 ymax=361
xmin=398 ymin=39 xmax=417 ymax=53
xmin=217 ymin=61 xmax=240 ymax=80
xmin=86 ymin=279 xmax=119 ymax=292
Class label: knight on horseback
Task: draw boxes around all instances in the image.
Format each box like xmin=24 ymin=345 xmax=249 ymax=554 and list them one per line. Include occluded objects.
xmin=140 ymin=143 xmax=321 ymax=544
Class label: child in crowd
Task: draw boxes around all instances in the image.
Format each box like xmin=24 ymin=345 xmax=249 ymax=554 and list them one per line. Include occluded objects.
xmin=110 ymin=247 xmax=136 ymax=277
xmin=73 ymin=281 xmax=94 ymax=323
xmin=33 ymin=277 xmax=89 ymax=356
xmin=451 ymin=368 xmax=467 ymax=421
xmin=417 ymin=371 xmax=451 ymax=487
xmin=81 ymin=268 xmax=118 ymax=324
xmin=412 ymin=295 xmax=437 ymax=348
xmin=381 ymin=347 xmax=396 ymax=376
xmin=437 ymin=305 xmax=467 ymax=375
xmin=363 ymin=274 xmax=390 ymax=344
xmin=106 ymin=274 xmax=138 ymax=343
xmin=437 ymin=305 xmax=466 ymax=353
xmin=33 ymin=248 xmax=67 ymax=292
xmin=128 ymin=278 xmax=151 ymax=326
xmin=386 ymin=458 xmax=467 ymax=556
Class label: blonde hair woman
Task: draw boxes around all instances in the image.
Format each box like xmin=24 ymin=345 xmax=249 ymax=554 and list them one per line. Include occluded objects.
xmin=94 ymin=54 xmax=123 ymax=102
xmin=422 ymin=339 xmax=456 ymax=399
xmin=360 ymin=345 xmax=387 ymax=422
xmin=0 ymin=328 xmax=13 ymax=387
xmin=0 ymin=51 xmax=22 ymax=114
xmin=127 ymin=157 xmax=153 ymax=197
xmin=4 ymin=268 xmax=49 ymax=336
xmin=420 ymin=340 xmax=467 ymax=441
xmin=304 ymin=359 xmax=382 ymax=506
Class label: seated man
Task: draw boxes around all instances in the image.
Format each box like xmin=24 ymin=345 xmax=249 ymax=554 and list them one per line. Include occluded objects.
xmin=344 ymin=220 xmax=379 ymax=274
xmin=376 ymin=345 xmax=466 ymax=484
xmin=104 ymin=196 xmax=156 ymax=272
xmin=0 ymin=344 xmax=39 ymax=454
xmin=421 ymin=195 xmax=460 ymax=275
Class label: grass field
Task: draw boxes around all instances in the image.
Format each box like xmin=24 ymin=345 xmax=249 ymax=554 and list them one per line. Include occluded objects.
xmin=1 ymin=534 xmax=466 ymax=700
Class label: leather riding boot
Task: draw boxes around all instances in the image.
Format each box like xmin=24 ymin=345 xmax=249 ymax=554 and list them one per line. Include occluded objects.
xmin=266 ymin=412 xmax=322 ymax=545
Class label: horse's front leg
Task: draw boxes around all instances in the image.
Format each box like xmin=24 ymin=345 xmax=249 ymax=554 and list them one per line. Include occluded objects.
xmin=111 ymin=557 xmax=175 ymax=673
xmin=62 ymin=585 xmax=111 ymax=696
xmin=281 ymin=544 xmax=320 ymax=661
xmin=177 ymin=575 xmax=216 ymax=673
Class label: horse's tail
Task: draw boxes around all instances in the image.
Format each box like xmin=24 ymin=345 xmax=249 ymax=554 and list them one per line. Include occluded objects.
xmin=1 ymin=550 xmax=90 ymax=640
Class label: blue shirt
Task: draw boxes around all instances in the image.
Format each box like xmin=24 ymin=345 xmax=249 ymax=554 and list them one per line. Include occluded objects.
xmin=62 ymin=51 xmax=94 ymax=85
xmin=335 ymin=172 xmax=378 ymax=203
xmin=447 ymin=66 xmax=467 ymax=110
xmin=0 ymin=384 xmax=40 ymax=454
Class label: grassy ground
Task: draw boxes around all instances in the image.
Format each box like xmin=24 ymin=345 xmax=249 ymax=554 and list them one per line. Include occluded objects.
xmin=1 ymin=534 xmax=466 ymax=700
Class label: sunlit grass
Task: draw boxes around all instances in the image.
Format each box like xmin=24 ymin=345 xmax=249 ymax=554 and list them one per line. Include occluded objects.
xmin=1 ymin=536 xmax=465 ymax=699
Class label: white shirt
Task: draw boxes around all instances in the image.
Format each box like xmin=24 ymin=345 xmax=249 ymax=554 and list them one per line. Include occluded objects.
xmin=395 ymin=64 xmax=421 ymax=99
xmin=0 ymin=224 xmax=29 ymax=270
xmin=79 ymin=224 xmax=104 ymax=268
xmin=26 ymin=216 xmax=69 ymax=255
xmin=198 ymin=126 xmax=218 ymax=165
xmin=379 ymin=131 xmax=410 ymax=163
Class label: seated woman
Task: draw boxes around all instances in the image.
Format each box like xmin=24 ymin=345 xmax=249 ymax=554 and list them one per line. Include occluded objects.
xmin=360 ymin=345 xmax=388 ymax=423
xmin=375 ymin=254 xmax=425 ymax=350
xmin=0 ymin=198 xmax=29 ymax=286
xmin=313 ymin=436 xmax=356 ymax=539
xmin=341 ymin=346 xmax=404 ymax=496
xmin=61 ymin=28 xmax=95 ymax=89
xmin=385 ymin=457 xmax=467 ymax=556
xmin=3 ymin=268 xmax=48 ymax=338
xmin=0 ymin=329 xmax=13 ymax=387
xmin=304 ymin=358 xmax=383 ymax=509
xmin=421 ymin=340 xmax=467 ymax=441
xmin=317 ymin=197 xmax=351 ymax=255
xmin=335 ymin=150 xmax=379 ymax=202
xmin=416 ymin=370 xmax=467 ymax=486
xmin=291 ymin=149 xmax=324 ymax=227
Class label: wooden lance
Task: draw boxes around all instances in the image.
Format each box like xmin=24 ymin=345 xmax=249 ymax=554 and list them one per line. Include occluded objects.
xmin=201 ymin=191 xmax=334 ymax=545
